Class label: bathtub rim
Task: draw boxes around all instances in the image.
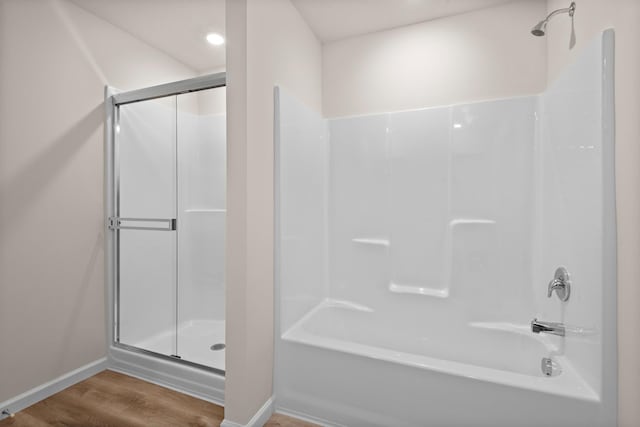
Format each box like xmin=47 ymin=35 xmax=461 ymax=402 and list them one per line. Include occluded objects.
xmin=280 ymin=299 xmax=600 ymax=403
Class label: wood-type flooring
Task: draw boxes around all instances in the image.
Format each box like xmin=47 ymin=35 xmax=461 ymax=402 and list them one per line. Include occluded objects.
xmin=0 ymin=370 xmax=318 ymax=427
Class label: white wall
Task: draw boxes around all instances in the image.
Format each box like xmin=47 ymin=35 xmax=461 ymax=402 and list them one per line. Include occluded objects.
xmin=0 ymin=0 xmax=196 ymax=404
xmin=545 ymin=1 xmax=640 ymax=426
xmin=225 ymin=0 xmax=322 ymax=423
xmin=322 ymin=0 xmax=547 ymax=118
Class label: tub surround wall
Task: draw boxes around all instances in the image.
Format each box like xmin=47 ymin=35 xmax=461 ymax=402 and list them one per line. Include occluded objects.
xmin=539 ymin=32 xmax=615 ymax=402
xmin=327 ymin=98 xmax=536 ymax=317
xmin=545 ymin=1 xmax=640 ymax=425
xmin=275 ymin=30 xmax=615 ymax=426
xmin=276 ymin=89 xmax=328 ymax=333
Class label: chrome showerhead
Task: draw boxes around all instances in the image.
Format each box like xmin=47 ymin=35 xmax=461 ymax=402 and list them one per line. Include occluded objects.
xmin=531 ymin=20 xmax=548 ymax=37
xmin=530 ymin=2 xmax=575 ymax=37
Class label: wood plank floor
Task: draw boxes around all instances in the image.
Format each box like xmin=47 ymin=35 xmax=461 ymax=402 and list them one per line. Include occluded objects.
xmin=0 ymin=370 xmax=318 ymax=427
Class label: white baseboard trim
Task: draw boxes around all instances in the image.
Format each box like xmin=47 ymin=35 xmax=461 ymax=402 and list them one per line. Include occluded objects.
xmin=221 ymin=396 xmax=274 ymax=427
xmin=0 ymin=357 xmax=109 ymax=418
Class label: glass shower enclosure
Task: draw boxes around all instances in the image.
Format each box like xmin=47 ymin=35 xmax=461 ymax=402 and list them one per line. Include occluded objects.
xmin=106 ymin=74 xmax=226 ymax=374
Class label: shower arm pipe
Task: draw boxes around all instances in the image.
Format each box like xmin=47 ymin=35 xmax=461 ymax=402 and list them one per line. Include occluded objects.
xmin=542 ymin=2 xmax=576 ymax=23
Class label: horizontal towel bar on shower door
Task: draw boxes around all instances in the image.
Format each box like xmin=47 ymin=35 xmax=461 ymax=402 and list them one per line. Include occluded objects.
xmin=107 ymin=217 xmax=176 ymax=231
xmin=184 ymin=209 xmax=226 ymax=213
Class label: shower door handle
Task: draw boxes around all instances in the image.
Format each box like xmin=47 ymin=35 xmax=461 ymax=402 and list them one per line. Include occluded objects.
xmin=107 ymin=217 xmax=176 ymax=231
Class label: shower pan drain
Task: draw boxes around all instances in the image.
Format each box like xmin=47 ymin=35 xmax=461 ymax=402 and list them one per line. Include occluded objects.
xmin=210 ymin=343 xmax=226 ymax=351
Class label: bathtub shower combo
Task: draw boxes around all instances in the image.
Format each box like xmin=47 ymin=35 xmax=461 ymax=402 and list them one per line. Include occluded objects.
xmin=275 ymin=31 xmax=616 ymax=426
xmin=105 ymin=74 xmax=226 ymax=401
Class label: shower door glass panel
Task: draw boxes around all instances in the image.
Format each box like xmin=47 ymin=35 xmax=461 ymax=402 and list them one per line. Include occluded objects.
xmin=116 ymin=96 xmax=178 ymax=358
xmin=175 ymin=88 xmax=226 ymax=370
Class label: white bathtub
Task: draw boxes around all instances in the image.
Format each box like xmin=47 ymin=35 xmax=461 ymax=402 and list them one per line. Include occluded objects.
xmin=277 ymin=313 xmax=605 ymax=427
xmin=282 ymin=300 xmax=595 ymax=401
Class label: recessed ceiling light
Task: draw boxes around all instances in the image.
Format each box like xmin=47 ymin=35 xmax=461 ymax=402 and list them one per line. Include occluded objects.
xmin=206 ymin=33 xmax=225 ymax=46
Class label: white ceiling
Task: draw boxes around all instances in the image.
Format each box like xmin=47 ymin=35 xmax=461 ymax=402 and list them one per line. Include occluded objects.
xmin=69 ymin=0 xmax=532 ymax=72
xmin=291 ymin=0 xmax=527 ymax=42
xmin=69 ymin=0 xmax=226 ymax=73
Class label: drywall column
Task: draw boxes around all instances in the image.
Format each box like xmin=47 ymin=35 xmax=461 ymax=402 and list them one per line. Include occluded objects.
xmin=224 ymin=0 xmax=322 ymax=423
xmin=225 ymin=0 xmax=250 ymax=421
xmin=545 ymin=1 xmax=640 ymax=426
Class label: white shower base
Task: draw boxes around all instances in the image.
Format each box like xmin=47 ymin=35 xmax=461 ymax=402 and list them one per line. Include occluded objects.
xmin=135 ymin=319 xmax=225 ymax=371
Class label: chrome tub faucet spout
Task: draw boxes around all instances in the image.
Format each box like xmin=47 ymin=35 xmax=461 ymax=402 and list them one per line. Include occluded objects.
xmin=531 ymin=318 xmax=565 ymax=337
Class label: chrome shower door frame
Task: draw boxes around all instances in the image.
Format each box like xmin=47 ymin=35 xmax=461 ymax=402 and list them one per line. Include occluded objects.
xmin=104 ymin=73 xmax=226 ymax=378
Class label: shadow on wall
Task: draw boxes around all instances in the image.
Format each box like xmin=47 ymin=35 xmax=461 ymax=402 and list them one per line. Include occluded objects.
xmin=59 ymin=231 xmax=104 ymax=371
xmin=0 ymin=103 xmax=103 ymax=239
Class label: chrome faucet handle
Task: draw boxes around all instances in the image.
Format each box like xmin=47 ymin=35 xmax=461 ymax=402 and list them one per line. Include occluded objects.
xmin=547 ymin=267 xmax=570 ymax=302
xmin=547 ymin=279 xmax=564 ymax=297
